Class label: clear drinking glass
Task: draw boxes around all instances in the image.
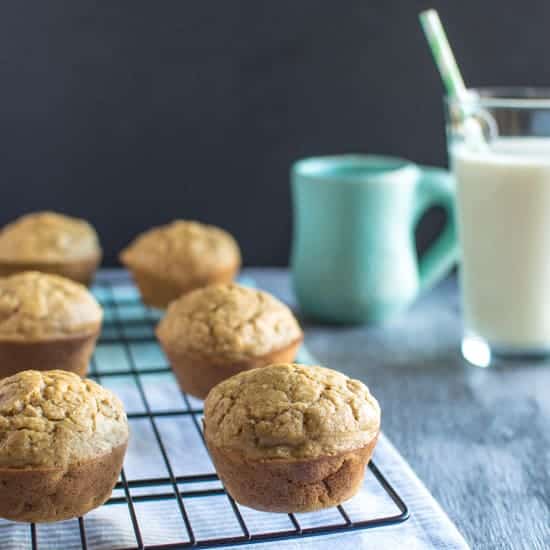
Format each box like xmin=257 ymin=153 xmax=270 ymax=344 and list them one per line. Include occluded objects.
xmin=446 ymin=87 xmax=550 ymax=367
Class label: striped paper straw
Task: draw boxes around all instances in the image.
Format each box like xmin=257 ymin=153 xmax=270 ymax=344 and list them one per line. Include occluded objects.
xmin=419 ymin=9 xmax=491 ymax=145
xmin=419 ymin=9 xmax=467 ymax=100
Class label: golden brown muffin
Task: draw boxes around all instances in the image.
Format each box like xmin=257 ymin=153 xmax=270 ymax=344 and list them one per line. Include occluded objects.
xmin=0 ymin=272 xmax=103 ymax=378
xmin=0 ymin=211 xmax=102 ymax=285
xmin=0 ymin=369 xmax=128 ymax=522
xmin=119 ymin=220 xmax=241 ymax=308
xmin=156 ymin=284 xmax=303 ymax=399
xmin=204 ymin=363 xmax=380 ymax=513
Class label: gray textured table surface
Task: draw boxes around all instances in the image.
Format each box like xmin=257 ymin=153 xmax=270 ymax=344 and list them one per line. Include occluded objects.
xmin=249 ymin=268 xmax=550 ymax=550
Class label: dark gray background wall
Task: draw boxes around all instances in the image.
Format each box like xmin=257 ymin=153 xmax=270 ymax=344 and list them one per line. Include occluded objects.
xmin=0 ymin=1 xmax=547 ymax=266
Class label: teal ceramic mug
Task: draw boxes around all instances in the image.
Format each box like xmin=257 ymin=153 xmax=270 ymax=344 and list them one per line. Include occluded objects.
xmin=290 ymin=155 xmax=458 ymax=324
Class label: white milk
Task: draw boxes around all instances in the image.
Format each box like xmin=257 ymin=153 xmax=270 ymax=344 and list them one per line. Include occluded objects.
xmin=453 ymin=138 xmax=550 ymax=350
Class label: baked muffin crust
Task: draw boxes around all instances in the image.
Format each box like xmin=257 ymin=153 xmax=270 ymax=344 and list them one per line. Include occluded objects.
xmin=204 ymin=363 xmax=380 ymax=459
xmin=0 ymin=370 xmax=128 ymax=522
xmin=0 ymin=370 xmax=128 ymax=469
xmin=120 ymin=220 xmax=240 ymax=283
xmin=0 ymin=272 xmax=102 ymax=341
xmin=157 ymin=284 xmax=302 ymax=360
xmin=0 ymin=212 xmax=101 ymax=263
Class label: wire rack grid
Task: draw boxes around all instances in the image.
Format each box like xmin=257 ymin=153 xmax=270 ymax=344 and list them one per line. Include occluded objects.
xmin=1 ymin=276 xmax=409 ymax=550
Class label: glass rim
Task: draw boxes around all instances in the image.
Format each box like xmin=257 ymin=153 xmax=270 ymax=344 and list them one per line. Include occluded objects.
xmin=446 ymin=87 xmax=550 ymax=109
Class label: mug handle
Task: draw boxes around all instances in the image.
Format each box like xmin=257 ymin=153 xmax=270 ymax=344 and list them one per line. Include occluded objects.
xmin=413 ymin=166 xmax=459 ymax=292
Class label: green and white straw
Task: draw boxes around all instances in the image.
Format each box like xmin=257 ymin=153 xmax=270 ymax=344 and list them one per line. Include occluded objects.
xmin=419 ymin=9 xmax=490 ymax=147
xmin=419 ymin=9 xmax=467 ymax=100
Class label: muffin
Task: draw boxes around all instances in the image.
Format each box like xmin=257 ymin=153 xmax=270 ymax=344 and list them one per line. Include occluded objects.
xmin=156 ymin=284 xmax=303 ymax=399
xmin=204 ymin=363 xmax=380 ymax=513
xmin=0 ymin=272 xmax=102 ymax=378
xmin=0 ymin=211 xmax=102 ymax=285
xmin=119 ymin=220 xmax=241 ymax=308
xmin=0 ymin=370 xmax=128 ymax=522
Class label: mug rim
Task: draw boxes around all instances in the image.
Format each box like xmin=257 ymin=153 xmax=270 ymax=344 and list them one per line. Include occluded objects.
xmin=292 ymin=154 xmax=417 ymax=183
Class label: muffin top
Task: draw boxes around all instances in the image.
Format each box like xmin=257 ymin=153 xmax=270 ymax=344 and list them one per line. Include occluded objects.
xmin=120 ymin=220 xmax=240 ymax=282
xmin=156 ymin=284 xmax=302 ymax=360
xmin=204 ymin=364 xmax=380 ymax=460
xmin=0 ymin=370 xmax=128 ymax=469
xmin=0 ymin=272 xmax=102 ymax=341
xmin=0 ymin=211 xmax=101 ymax=263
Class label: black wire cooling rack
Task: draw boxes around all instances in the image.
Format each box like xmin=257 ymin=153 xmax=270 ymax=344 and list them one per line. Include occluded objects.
xmin=6 ymin=275 xmax=409 ymax=550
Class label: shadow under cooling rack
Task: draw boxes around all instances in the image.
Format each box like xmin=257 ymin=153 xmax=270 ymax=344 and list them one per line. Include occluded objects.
xmin=3 ymin=276 xmax=409 ymax=550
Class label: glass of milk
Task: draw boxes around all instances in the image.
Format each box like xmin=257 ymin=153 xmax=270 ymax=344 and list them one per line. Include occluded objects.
xmin=447 ymin=87 xmax=550 ymax=366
